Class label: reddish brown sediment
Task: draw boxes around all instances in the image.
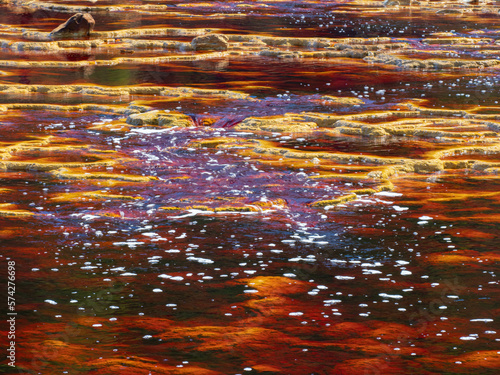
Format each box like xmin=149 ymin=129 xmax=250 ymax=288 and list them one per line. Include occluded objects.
xmin=87 ymin=358 xmax=224 ymax=375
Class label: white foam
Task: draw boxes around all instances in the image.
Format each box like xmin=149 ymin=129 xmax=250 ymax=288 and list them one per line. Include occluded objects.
xmin=186 ymin=256 xmax=214 ymax=264
xmin=375 ymin=191 xmax=402 ymax=197
xmin=379 ymin=293 xmax=403 ymax=299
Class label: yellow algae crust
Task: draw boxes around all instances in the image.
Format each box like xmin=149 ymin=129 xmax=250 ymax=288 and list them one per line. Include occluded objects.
xmin=160 ymin=199 xmax=287 ymax=214
xmin=126 ymin=111 xmax=194 ymax=127
xmin=310 ymin=194 xmax=358 ymax=208
xmin=0 ymin=159 xmax=115 ymax=172
xmin=21 ymin=26 xmax=212 ymax=40
xmin=0 ymin=23 xmax=497 ymax=72
xmin=234 ymin=116 xmax=318 ymax=133
xmin=0 ymin=203 xmax=34 ymax=217
xmin=309 ymin=185 xmax=393 ymax=208
xmin=320 ymin=95 xmax=365 ymax=106
xmin=0 ymin=52 xmax=231 ymax=68
xmin=51 ymin=191 xmax=143 ymax=202
xmin=51 ymin=169 xmax=157 ymax=183
xmin=186 ymin=105 xmax=500 ymax=211
xmin=0 ymin=102 xmax=130 ymax=114
xmin=0 ymin=137 xmax=136 ymax=182
xmin=0 ymin=84 xmax=250 ymax=100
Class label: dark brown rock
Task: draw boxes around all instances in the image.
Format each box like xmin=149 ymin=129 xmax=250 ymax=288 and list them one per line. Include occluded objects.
xmin=50 ymin=13 xmax=95 ymax=38
xmin=191 ymin=34 xmax=229 ymax=51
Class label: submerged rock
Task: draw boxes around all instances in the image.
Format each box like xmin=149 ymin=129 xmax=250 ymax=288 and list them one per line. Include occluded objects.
xmin=191 ymin=34 xmax=229 ymax=51
xmin=126 ymin=110 xmax=194 ymax=127
xmin=50 ymin=13 xmax=95 ymax=38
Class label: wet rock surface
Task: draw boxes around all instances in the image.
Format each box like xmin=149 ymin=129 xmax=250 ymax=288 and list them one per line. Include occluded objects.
xmin=50 ymin=13 xmax=95 ymax=38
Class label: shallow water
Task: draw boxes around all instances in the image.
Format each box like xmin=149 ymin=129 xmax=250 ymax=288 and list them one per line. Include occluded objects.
xmin=0 ymin=1 xmax=499 ymax=374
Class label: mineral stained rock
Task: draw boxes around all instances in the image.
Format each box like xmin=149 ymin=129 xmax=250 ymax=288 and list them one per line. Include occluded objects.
xmin=126 ymin=110 xmax=194 ymax=127
xmin=50 ymin=13 xmax=95 ymax=38
xmin=191 ymin=34 xmax=229 ymax=51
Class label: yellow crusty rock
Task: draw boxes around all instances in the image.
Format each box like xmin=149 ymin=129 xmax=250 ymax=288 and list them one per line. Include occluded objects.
xmin=260 ymin=36 xmax=332 ymax=48
xmin=364 ymin=53 xmax=500 ymax=70
xmin=310 ymin=185 xmax=392 ymax=208
xmin=360 ymin=125 xmax=389 ymax=137
xmin=234 ymin=116 xmax=317 ymax=133
xmin=352 ymin=188 xmax=378 ymax=195
xmin=0 ymin=160 xmax=113 ymax=172
xmin=0 ymin=51 xmax=231 ymax=68
xmin=125 ymin=110 xmax=169 ymax=125
xmin=158 ymin=113 xmax=194 ymax=127
xmin=51 ymin=191 xmax=143 ymax=202
xmin=320 ymin=95 xmax=364 ymax=106
xmin=126 ymin=110 xmax=194 ymax=127
xmin=160 ymin=206 xmax=183 ymax=211
xmin=403 ymin=159 xmax=445 ymax=173
xmin=338 ymin=127 xmax=363 ymax=136
xmin=422 ymin=37 xmax=493 ymax=45
xmin=0 ymin=102 xmax=129 ymax=114
xmin=310 ymin=194 xmax=358 ymax=207
xmin=300 ymin=113 xmax=340 ymax=128
xmin=0 ymin=203 xmax=34 ymax=217
xmin=191 ymin=34 xmax=229 ymax=51
xmin=214 ymin=206 xmax=257 ymax=212
xmin=0 ymin=84 xmax=250 ymax=101
xmin=192 ymin=139 xmax=234 ymax=148
xmin=377 ymin=181 xmax=394 ymax=191
xmin=51 ymin=168 xmax=157 ymax=182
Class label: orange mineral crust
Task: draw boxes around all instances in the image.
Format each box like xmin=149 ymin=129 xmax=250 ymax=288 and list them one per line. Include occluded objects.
xmin=0 ymin=1 xmax=499 ymax=374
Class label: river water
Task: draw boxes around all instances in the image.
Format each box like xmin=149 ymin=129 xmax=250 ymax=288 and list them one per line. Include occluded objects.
xmin=0 ymin=1 xmax=498 ymax=374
